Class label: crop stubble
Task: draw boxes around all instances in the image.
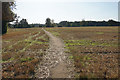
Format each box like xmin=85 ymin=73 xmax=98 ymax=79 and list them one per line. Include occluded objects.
xmin=2 ymin=28 xmax=49 ymax=78
xmin=46 ymin=27 xmax=119 ymax=78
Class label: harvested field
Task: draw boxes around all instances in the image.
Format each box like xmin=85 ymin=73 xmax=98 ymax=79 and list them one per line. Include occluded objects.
xmin=46 ymin=27 xmax=119 ymax=78
xmin=1 ymin=27 xmax=119 ymax=78
xmin=2 ymin=28 xmax=49 ymax=78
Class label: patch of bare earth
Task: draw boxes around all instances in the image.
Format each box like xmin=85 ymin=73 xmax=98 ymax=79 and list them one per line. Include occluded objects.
xmin=35 ymin=29 xmax=75 ymax=78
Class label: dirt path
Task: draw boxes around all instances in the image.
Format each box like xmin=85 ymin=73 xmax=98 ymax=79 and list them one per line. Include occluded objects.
xmin=35 ymin=29 xmax=74 ymax=78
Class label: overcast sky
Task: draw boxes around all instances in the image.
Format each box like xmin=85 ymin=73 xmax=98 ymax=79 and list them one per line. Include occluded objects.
xmin=15 ymin=0 xmax=119 ymax=24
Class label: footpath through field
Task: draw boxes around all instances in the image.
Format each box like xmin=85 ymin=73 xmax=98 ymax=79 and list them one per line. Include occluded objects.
xmin=35 ymin=28 xmax=74 ymax=78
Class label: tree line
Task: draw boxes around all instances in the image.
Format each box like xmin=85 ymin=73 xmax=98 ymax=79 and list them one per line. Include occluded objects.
xmin=10 ymin=18 xmax=56 ymax=28
xmin=10 ymin=18 xmax=120 ymax=28
xmin=58 ymin=20 xmax=120 ymax=27
xmin=1 ymin=2 xmax=120 ymax=34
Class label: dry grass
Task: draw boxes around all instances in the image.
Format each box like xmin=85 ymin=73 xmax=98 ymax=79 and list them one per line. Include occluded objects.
xmin=2 ymin=28 xmax=49 ymax=78
xmin=46 ymin=27 xmax=119 ymax=78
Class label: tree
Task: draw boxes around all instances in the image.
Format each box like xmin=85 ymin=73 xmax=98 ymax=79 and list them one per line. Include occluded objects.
xmin=45 ymin=18 xmax=52 ymax=27
xmin=51 ymin=19 xmax=56 ymax=27
xmin=17 ymin=19 xmax=29 ymax=28
xmin=2 ymin=2 xmax=16 ymax=34
xmin=14 ymin=15 xmax=20 ymax=27
xmin=108 ymin=19 xmax=117 ymax=26
xmin=59 ymin=21 xmax=68 ymax=27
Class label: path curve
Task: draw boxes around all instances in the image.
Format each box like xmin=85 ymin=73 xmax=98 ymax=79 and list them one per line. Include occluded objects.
xmin=35 ymin=28 xmax=75 ymax=78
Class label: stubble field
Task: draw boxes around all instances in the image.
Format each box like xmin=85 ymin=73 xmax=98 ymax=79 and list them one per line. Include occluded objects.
xmin=46 ymin=27 xmax=119 ymax=78
xmin=2 ymin=28 xmax=49 ymax=78
xmin=1 ymin=27 xmax=119 ymax=78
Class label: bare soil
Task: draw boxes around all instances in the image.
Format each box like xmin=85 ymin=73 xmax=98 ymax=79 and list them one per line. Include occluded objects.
xmin=35 ymin=29 xmax=75 ymax=78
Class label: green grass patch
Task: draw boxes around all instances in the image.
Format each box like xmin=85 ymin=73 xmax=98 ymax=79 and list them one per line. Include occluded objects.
xmin=75 ymin=74 xmax=80 ymax=78
xmin=34 ymin=41 xmax=48 ymax=44
xmin=24 ymin=39 xmax=48 ymax=45
xmin=64 ymin=39 xmax=116 ymax=47
xmin=83 ymin=56 xmax=91 ymax=60
xmin=4 ymin=40 xmax=11 ymax=43
xmin=96 ymin=32 xmax=104 ymax=34
xmin=64 ymin=50 xmax=71 ymax=53
xmin=20 ymin=57 xmax=33 ymax=62
xmin=45 ymin=28 xmax=53 ymax=31
xmin=69 ymin=56 xmax=74 ymax=59
xmin=51 ymin=32 xmax=60 ymax=36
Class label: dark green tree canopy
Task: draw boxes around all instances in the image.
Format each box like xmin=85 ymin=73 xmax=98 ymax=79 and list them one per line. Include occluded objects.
xmin=45 ymin=18 xmax=52 ymax=27
xmin=13 ymin=19 xmax=30 ymax=28
xmin=2 ymin=2 xmax=16 ymax=34
xmin=59 ymin=20 xmax=120 ymax=27
xmin=2 ymin=2 xmax=16 ymax=22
